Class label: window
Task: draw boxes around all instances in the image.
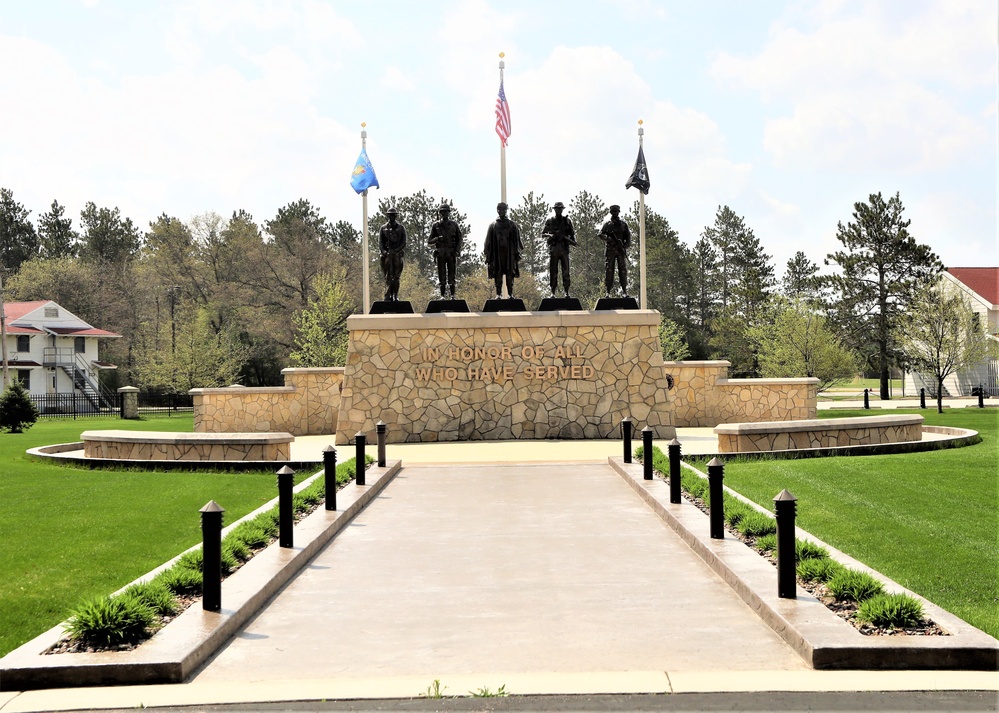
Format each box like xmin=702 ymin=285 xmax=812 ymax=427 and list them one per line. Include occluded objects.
xmin=74 ymin=337 xmax=86 ymax=354
xmin=16 ymin=335 xmax=29 ymax=353
xmin=17 ymin=369 xmax=30 ymax=390
xmin=44 ymin=307 xmax=59 ymax=318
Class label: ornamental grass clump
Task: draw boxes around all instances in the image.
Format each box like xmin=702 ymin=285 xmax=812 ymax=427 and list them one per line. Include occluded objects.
xmin=64 ymin=593 xmax=157 ymax=647
xmin=796 ymin=557 xmax=845 ymax=583
xmin=736 ymin=511 xmax=777 ymax=538
xmin=827 ymin=569 xmax=884 ymax=602
xmin=122 ymin=580 xmax=178 ymax=616
xmin=228 ymin=521 xmax=270 ymax=549
xmin=754 ymin=533 xmax=777 ymax=553
xmin=155 ymin=565 xmax=202 ymax=595
xmin=795 ymin=539 xmax=829 ymax=562
xmin=856 ymin=593 xmax=925 ymax=628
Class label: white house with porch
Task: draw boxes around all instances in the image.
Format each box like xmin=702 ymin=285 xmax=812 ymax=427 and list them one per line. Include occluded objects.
xmin=2 ymin=301 xmax=120 ymax=409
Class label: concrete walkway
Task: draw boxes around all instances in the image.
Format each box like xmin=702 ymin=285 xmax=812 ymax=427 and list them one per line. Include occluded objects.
xmin=191 ymin=462 xmax=807 ymax=682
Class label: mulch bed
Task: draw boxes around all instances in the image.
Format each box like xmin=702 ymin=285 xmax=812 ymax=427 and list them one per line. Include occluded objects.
xmin=671 ymin=476 xmax=948 ymax=637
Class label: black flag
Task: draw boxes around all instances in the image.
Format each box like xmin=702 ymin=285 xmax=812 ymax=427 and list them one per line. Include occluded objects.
xmin=625 ymin=145 xmax=650 ymax=195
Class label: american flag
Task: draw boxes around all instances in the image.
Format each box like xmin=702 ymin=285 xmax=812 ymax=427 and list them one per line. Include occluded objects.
xmin=495 ymin=80 xmax=511 ymax=146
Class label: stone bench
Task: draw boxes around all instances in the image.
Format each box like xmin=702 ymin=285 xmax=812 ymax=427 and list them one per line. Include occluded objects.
xmin=714 ymin=415 xmax=923 ymax=453
xmin=81 ymin=430 xmax=294 ymax=462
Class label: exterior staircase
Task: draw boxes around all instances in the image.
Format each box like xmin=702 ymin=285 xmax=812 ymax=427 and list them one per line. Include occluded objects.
xmin=42 ymin=348 xmax=116 ymax=410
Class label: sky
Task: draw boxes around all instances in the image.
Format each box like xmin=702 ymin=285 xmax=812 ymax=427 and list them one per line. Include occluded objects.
xmin=1 ymin=0 xmax=996 ymax=277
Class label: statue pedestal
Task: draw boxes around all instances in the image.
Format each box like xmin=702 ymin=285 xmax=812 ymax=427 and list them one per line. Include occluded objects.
xmin=337 ymin=310 xmax=676 ymax=444
xmin=370 ymin=301 xmax=415 ymax=314
xmin=483 ymin=298 xmax=526 ymax=312
xmin=595 ymin=296 xmax=639 ymax=310
xmin=538 ymin=297 xmax=583 ymax=311
xmin=426 ymin=299 xmax=470 ymax=314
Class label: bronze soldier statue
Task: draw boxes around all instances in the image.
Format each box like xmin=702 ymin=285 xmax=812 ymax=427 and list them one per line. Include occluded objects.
xmin=600 ymin=204 xmax=631 ymax=297
xmin=378 ymin=206 xmax=406 ymax=301
xmin=483 ymin=202 xmax=523 ymax=298
xmin=543 ymin=201 xmax=576 ymax=297
xmin=428 ymin=203 xmax=462 ymax=299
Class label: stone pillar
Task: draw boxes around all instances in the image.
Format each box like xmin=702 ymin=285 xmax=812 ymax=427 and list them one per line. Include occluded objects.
xmin=118 ymin=386 xmax=139 ymax=419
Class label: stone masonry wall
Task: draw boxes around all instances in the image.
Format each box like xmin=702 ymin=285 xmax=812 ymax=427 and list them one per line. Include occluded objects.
xmin=336 ymin=311 xmax=677 ymax=444
xmin=664 ymin=361 xmax=818 ymax=427
xmin=716 ymin=416 xmax=922 ymax=453
xmin=191 ymin=368 xmax=343 ymax=436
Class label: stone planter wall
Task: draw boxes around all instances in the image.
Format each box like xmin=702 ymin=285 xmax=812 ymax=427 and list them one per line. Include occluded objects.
xmin=191 ymin=368 xmax=344 ymax=436
xmin=81 ymin=430 xmax=293 ymax=461
xmin=336 ymin=311 xmax=677 ymax=444
xmin=664 ymin=361 xmax=818 ymax=427
xmin=714 ymin=415 xmax=923 ymax=453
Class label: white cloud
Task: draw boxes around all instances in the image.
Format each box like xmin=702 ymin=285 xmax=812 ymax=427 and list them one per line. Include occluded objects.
xmin=710 ymin=0 xmax=997 ymax=173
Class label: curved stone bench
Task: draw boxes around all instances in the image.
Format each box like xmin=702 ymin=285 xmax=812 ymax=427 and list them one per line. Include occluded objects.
xmin=81 ymin=430 xmax=294 ymax=462
xmin=714 ymin=415 xmax=923 ymax=453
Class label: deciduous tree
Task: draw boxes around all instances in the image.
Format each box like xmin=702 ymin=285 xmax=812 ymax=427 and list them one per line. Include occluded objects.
xmin=289 ymin=272 xmax=352 ymax=367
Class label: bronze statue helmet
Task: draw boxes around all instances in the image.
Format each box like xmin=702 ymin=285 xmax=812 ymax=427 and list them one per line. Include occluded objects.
xmin=553 ymin=201 xmax=565 ymax=210
xmin=386 ymin=206 xmax=398 ymax=215
xmin=438 ymin=203 xmax=451 ymax=213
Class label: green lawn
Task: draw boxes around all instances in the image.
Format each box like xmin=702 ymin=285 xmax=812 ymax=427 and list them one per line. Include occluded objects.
xmin=703 ymin=409 xmax=999 ymax=639
xmin=0 ymin=416 xmax=312 ymax=657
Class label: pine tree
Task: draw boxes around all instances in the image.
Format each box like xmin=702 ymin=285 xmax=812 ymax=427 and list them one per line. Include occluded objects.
xmin=37 ymin=199 xmax=78 ymax=259
xmin=782 ymin=251 xmax=820 ymax=301
xmin=0 ymin=188 xmax=40 ymax=274
xmin=0 ymin=379 xmax=39 ymax=433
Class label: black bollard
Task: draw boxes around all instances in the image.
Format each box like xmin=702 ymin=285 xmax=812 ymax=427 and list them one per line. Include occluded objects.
xmin=323 ymin=445 xmax=337 ymax=511
xmin=355 ymin=431 xmax=366 ymax=486
xmin=774 ymin=489 xmax=799 ymax=599
xmin=707 ymin=457 xmax=725 ymax=539
xmin=642 ymin=426 xmax=653 ymax=480
xmin=667 ymin=438 xmax=682 ymax=504
xmin=979 ymin=384 xmax=985 ymax=409
xmin=920 ymin=387 xmax=926 ymax=409
xmin=376 ymin=420 xmax=387 ymax=467
xmin=199 ymin=500 xmax=225 ymax=612
xmin=863 ymin=388 xmax=870 ymax=409
xmin=277 ymin=465 xmax=295 ymax=548
xmin=622 ymin=417 xmax=633 ymax=463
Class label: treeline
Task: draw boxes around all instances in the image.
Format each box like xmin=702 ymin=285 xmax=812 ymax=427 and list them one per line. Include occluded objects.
xmin=0 ymin=187 xmax=942 ymax=397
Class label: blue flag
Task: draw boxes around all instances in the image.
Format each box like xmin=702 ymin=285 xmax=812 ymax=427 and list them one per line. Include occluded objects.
xmin=350 ymin=148 xmax=379 ymax=194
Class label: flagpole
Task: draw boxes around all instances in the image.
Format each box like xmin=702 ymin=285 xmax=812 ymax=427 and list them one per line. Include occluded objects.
xmin=638 ymin=120 xmax=647 ymax=310
xmin=360 ymin=123 xmax=370 ymax=314
xmin=499 ymin=53 xmax=507 ymax=205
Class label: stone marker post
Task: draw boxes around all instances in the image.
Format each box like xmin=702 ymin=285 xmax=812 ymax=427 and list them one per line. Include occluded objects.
xmin=118 ymin=386 xmax=139 ymax=420
xmin=199 ymin=500 xmax=225 ymax=612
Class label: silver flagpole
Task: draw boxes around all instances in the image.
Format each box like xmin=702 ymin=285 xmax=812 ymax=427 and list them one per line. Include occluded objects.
xmin=638 ymin=120 xmax=647 ymax=310
xmin=361 ymin=123 xmax=370 ymax=314
xmin=499 ymin=53 xmax=507 ymax=205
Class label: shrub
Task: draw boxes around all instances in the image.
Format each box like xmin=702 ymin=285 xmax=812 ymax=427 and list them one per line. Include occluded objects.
xmin=796 ymin=557 xmax=845 ymax=583
xmin=64 ymin=593 xmax=156 ymax=647
xmin=736 ymin=512 xmax=777 ymax=538
xmin=754 ymin=533 xmax=777 ymax=553
xmin=0 ymin=379 xmax=39 ymax=433
xmin=123 ymin=580 xmax=178 ymax=616
xmin=856 ymin=593 xmax=925 ymax=628
xmin=795 ymin=539 xmax=829 ymax=562
xmin=827 ymin=569 xmax=885 ymax=602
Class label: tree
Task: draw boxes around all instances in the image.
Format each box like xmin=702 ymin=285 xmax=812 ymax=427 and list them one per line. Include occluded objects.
xmin=632 ymin=202 xmax=694 ymax=325
xmin=509 ymin=191 xmax=551 ymax=283
xmin=79 ymin=202 xmax=142 ymax=265
xmin=825 ymin=192 xmax=941 ymax=399
xmin=782 ymin=251 xmax=820 ymax=302
xmin=37 ymin=200 xmax=78 ymax=259
xmin=895 ymin=282 xmax=995 ymax=413
xmin=289 ymin=272 xmax=352 ymax=367
xmin=687 ymin=236 xmax=719 ymax=358
xmin=133 ymin=302 xmax=249 ymax=393
xmin=701 ymin=205 xmax=741 ymax=309
xmin=751 ymin=300 xmax=857 ymax=392
xmin=567 ymin=190 xmax=609 ymax=306
xmin=659 ymin=315 xmax=691 ymax=361
xmin=0 ymin=379 xmax=39 ymax=433
xmin=0 ymin=188 xmax=39 ymax=274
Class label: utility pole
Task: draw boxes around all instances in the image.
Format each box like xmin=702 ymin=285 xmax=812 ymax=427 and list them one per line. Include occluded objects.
xmin=0 ymin=272 xmax=8 ymax=389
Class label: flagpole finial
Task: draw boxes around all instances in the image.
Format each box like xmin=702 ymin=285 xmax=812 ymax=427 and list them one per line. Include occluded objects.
xmin=638 ymin=119 xmax=644 ymax=138
xmin=499 ymin=51 xmax=505 ymax=70
xmin=361 ymin=122 xmax=367 ymax=140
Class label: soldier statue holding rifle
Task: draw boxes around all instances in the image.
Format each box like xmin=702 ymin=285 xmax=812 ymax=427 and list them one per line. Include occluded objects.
xmin=599 ymin=204 xmax=631 ymax=297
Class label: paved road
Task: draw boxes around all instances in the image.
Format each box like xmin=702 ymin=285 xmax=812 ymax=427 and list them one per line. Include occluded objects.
xmin=192 ymin=463 xmax=807 ymax=683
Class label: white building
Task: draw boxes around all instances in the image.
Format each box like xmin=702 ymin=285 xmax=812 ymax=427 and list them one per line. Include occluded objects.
xmin=2 ymin=300 xmax=121 ymax=409
xmin=904 ymin=268 xmax=999 ymax=397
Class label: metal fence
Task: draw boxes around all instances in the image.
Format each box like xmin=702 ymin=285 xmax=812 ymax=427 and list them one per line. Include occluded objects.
xmin=33 ymin=392 xmax=194 ymax=418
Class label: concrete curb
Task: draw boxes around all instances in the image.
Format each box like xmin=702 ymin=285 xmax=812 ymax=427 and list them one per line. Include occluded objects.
xmin=608 ymin=457 xmax=999 ymax=671
xmin=0 ymin=462 xmax=402 ymax=691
